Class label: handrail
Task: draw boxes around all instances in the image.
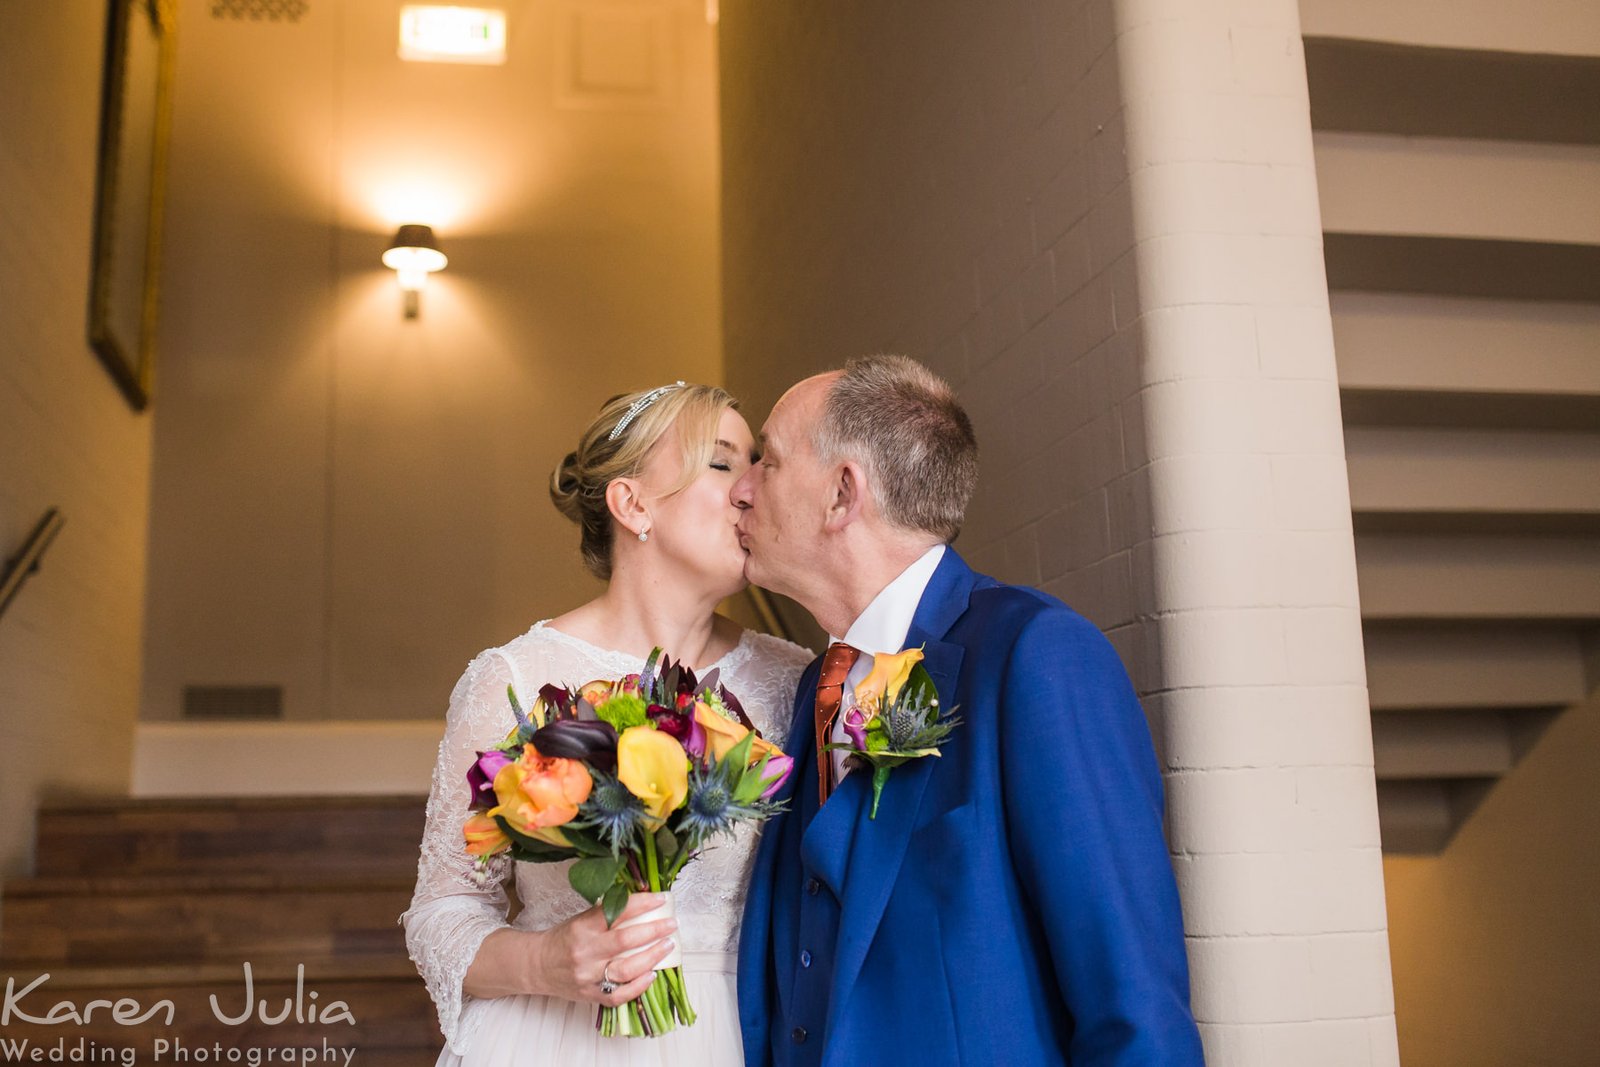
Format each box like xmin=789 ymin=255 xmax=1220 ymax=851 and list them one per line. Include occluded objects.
xmin=0 ymin=508 xmax=65 ymax=621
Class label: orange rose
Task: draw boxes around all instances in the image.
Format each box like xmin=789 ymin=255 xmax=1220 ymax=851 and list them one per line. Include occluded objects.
xmin=490 ymin=745 xmax=592 ymax=846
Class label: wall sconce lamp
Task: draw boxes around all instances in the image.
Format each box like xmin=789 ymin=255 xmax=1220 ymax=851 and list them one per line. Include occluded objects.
xmin=382 ymin=224 xmax=447 ymax=319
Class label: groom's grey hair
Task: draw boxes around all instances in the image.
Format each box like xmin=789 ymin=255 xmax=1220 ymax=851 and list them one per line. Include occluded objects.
xmin=813 ymin=355 xmax=978 ymax=542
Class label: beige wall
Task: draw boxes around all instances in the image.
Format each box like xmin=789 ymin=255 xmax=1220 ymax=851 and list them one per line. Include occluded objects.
xmin=1384 ymin=686 xmax=1600 ymax=1065
xmin=140 ymin=0 xmax=721 ymax=722
xmin=0 ymin=1 xmax=154 ymax=876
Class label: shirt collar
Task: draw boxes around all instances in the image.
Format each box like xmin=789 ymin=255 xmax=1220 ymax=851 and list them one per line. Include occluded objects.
xmin=831 ymin=544 xmax=946 ymax=656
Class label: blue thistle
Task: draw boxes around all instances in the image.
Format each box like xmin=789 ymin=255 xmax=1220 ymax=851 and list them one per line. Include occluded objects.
xmin=577 ymin=771 xmax=646 ymax=855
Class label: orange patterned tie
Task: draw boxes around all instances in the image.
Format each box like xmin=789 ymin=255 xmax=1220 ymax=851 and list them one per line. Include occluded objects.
xmin=814 ymin=642 xmax=862 ymax=806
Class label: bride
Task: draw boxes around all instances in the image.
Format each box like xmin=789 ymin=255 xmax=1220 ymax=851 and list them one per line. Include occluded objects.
xmin=403 ymin=382 xmax=813 ymax=1065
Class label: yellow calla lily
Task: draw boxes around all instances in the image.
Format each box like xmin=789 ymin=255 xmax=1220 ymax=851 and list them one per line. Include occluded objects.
xmin=617 ymin=725 xmax=689 ymax=826
xmin=855 ymin=647 xmax=924 ymax=711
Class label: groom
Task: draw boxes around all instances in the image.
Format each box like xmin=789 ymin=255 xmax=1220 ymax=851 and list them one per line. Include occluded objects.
xmin=731 ymin=357 xmax=1203 ymax=1066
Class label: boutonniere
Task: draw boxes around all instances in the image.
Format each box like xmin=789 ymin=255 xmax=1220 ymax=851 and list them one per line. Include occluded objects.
xmin=823 ymin=648 xmax=960 ymax=818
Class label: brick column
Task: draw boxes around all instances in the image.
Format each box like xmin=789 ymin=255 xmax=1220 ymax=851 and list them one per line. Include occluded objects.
xmin=1110 ymin=0 xmax=1401 ymax=1061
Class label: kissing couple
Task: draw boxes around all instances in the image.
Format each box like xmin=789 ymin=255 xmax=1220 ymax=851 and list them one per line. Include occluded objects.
xmin=404 ymin=356 xmax=1204 ymax=1065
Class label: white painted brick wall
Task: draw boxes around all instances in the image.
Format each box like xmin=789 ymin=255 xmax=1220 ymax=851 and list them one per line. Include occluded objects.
xmin=0 ymin=1 xmax=152 ymax=879
xmin=720 ymin=0 xmax=1395 ymax=1059
xmin=1114 ymin=0 xmax=1397 ymax=1059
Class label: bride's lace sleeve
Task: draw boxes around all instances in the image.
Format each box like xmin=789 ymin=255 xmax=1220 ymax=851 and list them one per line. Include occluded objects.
xmin=401 ymin=650 xmax=517 ymax=1056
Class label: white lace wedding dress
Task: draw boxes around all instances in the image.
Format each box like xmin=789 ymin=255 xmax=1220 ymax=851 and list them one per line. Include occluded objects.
xmin=403 ymin=621 xmax=814 ymax=1066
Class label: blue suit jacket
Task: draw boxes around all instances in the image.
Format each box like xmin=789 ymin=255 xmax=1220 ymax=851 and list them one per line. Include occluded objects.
xmin=736 ymin=550 xmax=1203 ymax=1066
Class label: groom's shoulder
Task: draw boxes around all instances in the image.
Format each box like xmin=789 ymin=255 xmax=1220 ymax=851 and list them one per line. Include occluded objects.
xmin=962 ymin=571 xmax=1111 ymax=653
xmin=961 ymin=564 xmax=1086 ymax=628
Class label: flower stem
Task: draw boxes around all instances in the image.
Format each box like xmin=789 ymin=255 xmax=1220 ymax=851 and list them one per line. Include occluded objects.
xmin=643 ymin=829 xmax=662 ymax=892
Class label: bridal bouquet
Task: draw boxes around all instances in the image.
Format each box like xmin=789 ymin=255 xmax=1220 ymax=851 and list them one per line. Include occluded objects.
xmin=460 ymin=649 xmax=793 ymax=1038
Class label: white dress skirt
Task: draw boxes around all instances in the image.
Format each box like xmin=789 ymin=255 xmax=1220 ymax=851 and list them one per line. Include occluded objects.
xmin=403 ymin=622 xmax=814 ymax=1067
xmin=440 ymin=952 xmax=742 ymax=1066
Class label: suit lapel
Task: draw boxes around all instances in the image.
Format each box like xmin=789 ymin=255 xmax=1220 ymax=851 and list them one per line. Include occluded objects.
xmin=823 ymin=549 xmax=976 ymax=1026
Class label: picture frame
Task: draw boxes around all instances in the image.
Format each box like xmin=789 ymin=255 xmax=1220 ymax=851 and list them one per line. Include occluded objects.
xmin=88 ymin=0 xmax=176 ymax=413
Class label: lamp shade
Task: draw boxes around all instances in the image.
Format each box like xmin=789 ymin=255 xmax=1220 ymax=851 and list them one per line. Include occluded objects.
xmin=382 ymin=224 xmax=448 ymax=275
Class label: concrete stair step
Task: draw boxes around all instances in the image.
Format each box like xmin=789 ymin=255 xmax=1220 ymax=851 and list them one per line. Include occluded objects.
xmin=1314 ymin=131 xmax=1600 ymax=247
xmin=1371 ymin=708 xmax=1560 ymax=779
xmin=1376 ymin=778 xmax=1495 ymax=854
xmin=1332 ymin=293 xmax=1600 ymax=400
xmin=1345 ymin=428 xmax=1600 ymax=533
xmin=1363 ymin=625 xmax=1588 ymax=710
xmin=32 ymin=795 xmax=426 ymax=878
xmin=1355 ymin=536 xmax=1600 ymax=621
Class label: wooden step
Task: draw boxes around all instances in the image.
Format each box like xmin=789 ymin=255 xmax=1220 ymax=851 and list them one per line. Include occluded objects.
xmin=33 ymin=795 xmax=427 ymax=878
xmin=1363 ymin=625 xmax=1587 ymax=710
xmin=0 ymin=878 xmax=414 ymax=966
xmin=1356 ymin=536 xmax=1600 ymax=621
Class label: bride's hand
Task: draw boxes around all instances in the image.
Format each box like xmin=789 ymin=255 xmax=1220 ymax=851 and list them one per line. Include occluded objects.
xmin=525 ymin=893 xmax=679 ymax=1007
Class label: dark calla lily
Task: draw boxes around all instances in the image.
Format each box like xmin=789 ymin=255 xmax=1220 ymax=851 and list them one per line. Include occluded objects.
xmin=530 ymin=719 xmax=618 ymax=772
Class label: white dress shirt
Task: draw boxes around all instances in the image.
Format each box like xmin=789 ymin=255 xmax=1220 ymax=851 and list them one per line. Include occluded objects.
xmin=828 ymin=543 xmax=946 ymax=782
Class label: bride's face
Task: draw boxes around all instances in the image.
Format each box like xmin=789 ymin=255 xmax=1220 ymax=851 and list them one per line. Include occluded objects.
xmin=634 ymin=407 xmax=757 ymax=597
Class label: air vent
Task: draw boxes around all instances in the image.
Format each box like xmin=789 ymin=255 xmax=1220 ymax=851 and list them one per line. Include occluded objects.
xmin=182 ymin=685 xmax=284 ymax=720
xmin=210 ymin=0 xmax=308 ymax=22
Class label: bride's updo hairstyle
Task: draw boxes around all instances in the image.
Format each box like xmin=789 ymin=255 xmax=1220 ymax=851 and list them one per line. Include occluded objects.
xmin=550 ymin=382 xmax=737 ymax=579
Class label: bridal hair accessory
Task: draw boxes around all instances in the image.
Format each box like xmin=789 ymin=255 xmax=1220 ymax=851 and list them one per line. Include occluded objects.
xmin=609 ymin=381 xmax=687 ymax=442
xmin=458 ymin=647 xmax=794 ymax=1037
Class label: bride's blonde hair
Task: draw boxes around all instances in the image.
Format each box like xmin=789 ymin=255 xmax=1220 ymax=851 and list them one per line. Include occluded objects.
xmin=550 ymin=383 xmax=737 ymax=579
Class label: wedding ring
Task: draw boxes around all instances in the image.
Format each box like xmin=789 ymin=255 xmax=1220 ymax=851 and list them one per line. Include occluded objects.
xmin=599 ymin=962 xmax=618 ymax=996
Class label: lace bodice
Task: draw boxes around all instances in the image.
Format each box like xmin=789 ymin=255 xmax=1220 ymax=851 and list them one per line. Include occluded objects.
xmin=402 ymin=621 xmax=814 ymax=1055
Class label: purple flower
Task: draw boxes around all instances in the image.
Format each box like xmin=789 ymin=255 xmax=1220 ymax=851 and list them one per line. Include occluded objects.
xmin=842 ymin=705 xmax=872 ymax=751
xmin=759 ymin=754 xmax=794 ymax=799
xmin=467 ymin=750 xmax=512 ymax=811
xmin=648 ymin=703 xmax=707 ymax=760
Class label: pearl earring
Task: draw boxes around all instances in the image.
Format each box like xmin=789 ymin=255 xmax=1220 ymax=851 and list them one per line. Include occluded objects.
xmin=638 ymin=530 xmax=649 ymax=542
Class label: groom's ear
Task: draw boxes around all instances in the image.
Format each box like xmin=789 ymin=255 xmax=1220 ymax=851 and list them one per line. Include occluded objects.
xmin=824 ymin=460 xmax=869 ymax=532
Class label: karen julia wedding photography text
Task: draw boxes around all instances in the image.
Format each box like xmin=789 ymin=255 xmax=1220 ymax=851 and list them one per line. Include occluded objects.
xmin=2 ymin=964 xmax=356 ymax=1067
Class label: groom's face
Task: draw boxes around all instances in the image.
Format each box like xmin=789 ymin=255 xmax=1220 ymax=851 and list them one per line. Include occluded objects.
xmin=731 ymin=375 xmax=836 ymax=598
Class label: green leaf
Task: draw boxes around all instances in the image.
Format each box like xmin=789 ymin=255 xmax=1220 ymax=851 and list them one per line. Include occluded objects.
xmin=563 ymin=828 xmax=616 ymax=858
xmin=493 ymin=815 xmax=574 ymax=859
xmin=720 ymin=730 xmax=756 ymax=771
xmin=869 ymin=765 xmax=893 ymax=819
xmin=899 ymin=663 xmax=939 ymax=711
xmin=602 ymin=883 xmax=630 ymax=928
xmin=654 ymin=825 xmax=679 ymax=866
xmin=731 ymin=751 xmax=772 ymax=804
xmin=569 ymin=855 xmax=625 ymax=902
